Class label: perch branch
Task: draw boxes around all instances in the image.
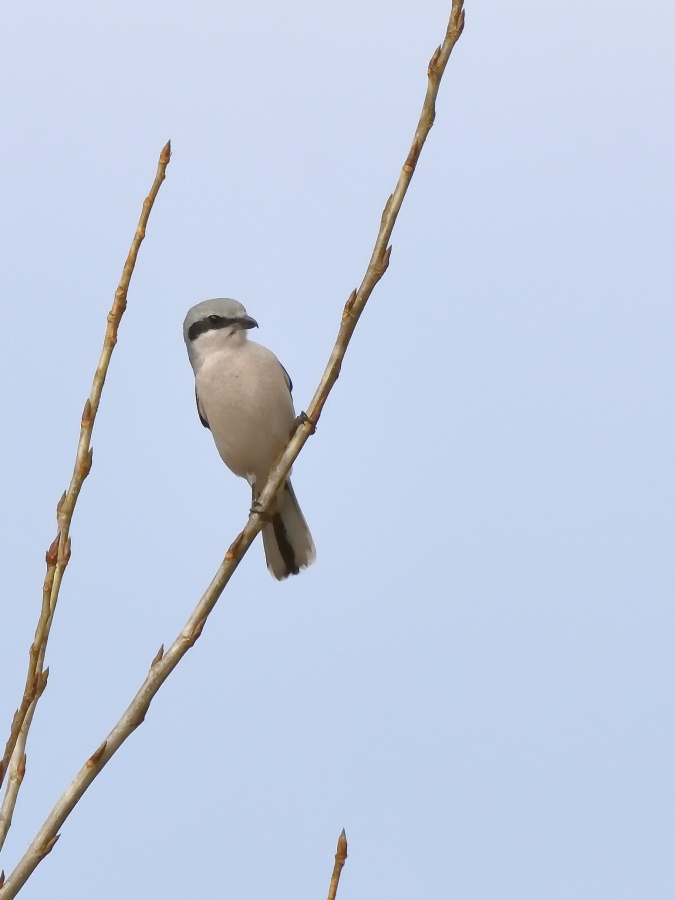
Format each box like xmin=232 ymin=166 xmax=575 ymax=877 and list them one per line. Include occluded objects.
xmin=0 ymin=141 xmax=171 ymax=857
xmin=0 ymin=3 xmax=464 ymax=895
xmin=326 ymin=830 xmax=348 ymax=900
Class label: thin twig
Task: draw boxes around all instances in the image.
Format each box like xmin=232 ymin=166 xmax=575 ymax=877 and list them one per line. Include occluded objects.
xmin=0 ymin=539 xmax=57 ymax=799
xmin=0 ymin=141 xmax=171 ymax=858
xmin=0 ymin=4 xmax=464 ymax=895
xmin=0 ymin=703 xmax=35 ymax=849
xmin=326 ymin=830 xmax=348 ymax=900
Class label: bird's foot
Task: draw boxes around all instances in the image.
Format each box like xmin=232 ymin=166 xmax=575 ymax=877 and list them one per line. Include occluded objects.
xmin=250 ymin=500 xmax=272 ymax=522
xmin=294 ymin=411 xmax=317 ymax=435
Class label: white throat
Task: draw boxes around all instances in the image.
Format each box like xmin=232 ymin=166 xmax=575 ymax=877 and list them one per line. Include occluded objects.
xmin=187 ymin=326 xmax=248 ymax=373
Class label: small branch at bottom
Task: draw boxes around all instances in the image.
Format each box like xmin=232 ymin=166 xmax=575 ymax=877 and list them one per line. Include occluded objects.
xmin=326 ymin=829 xmax=348 ymax=900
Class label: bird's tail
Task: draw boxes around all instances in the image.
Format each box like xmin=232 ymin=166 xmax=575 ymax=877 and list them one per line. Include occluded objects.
xmin=262 ymin=479 xmax=316 ymax=580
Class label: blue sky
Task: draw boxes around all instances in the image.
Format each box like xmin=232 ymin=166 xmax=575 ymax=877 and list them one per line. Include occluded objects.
xmin=1 ymin=1 xmax=674 ymax=897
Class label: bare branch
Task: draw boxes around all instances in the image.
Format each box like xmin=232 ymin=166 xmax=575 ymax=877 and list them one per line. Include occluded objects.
xmin=0 ymin=3 xmax=464 ymax=894
xmin=0 ymin=541 xmax=56 ymax=802
xmin=0 ymin=141 xmax=171 ymax=858
xmin=326 ymin=830 xmax=348 ymax=900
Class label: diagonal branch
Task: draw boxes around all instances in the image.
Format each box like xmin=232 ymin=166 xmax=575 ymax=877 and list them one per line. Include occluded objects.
xmin=0 ymin=3 xmax=464 ymax=895
xmin=0 ymin=141 xmax=171 ymax=856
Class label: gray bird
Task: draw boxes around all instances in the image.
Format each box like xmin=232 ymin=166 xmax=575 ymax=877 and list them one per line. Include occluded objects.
xmin=183 ymin=298 xmax=316 ymax=579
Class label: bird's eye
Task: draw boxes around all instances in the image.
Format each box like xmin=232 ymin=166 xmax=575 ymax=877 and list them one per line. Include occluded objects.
xmin=208 ymin=314 xmax=220 ymax=324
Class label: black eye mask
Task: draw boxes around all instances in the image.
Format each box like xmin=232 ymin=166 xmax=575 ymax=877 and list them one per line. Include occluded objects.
xmin=187 ymin=315 xmax=241 ymax=341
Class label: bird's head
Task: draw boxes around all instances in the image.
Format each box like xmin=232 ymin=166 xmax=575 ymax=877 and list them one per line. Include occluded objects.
xmin=183 ymin=298 xmax=258 ymax=368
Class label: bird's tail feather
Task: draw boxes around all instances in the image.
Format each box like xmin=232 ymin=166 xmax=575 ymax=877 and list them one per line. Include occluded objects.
xmin=262 ymin=480 xmax=315 ymax=580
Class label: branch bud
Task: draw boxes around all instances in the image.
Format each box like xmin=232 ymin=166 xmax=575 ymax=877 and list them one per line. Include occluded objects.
xmin=380 ymin=194 xmax=393 ymax=224
xmin=46 ymin=533 xmax=60 ymax=567
xmin=403 ymin=140 xmax=421 ymax=174
xmin=56 ymin=490 xmax=68 ymax=517
xmin=150 ymin=645 xmax=164 ymax=668
xmin=428 ymin=45 xmax=441 ymax=74
xmin=129 ymin=703 xmax=149 ymax=729
xmin=86 ymin=741 xmax=108 ymax=768
xmin=188 ymin=616 xmax=207 ymax=647
xmin=336 ymin=828 xmax=348 ymax=861
xmin=81 ymin=399 xmax=92 ymax=427
xmin=38 ymin=834 xmax=60 ymax=859
xmin=81 ymin=447 xmax=93 ymax=479
xmin=342 ymin=289 xmax=357 ymax=320
xmin=225 ymin=532 xmax=244 ymax=560
xmin=38 ymin=667 xmax=50 ymax=696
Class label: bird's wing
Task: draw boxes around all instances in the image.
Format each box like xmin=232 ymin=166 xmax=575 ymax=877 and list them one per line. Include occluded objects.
xmin=196 ymin=389 xmax=210 ymax=429
xmin=279 ymin=362 xmax=293 ymax=394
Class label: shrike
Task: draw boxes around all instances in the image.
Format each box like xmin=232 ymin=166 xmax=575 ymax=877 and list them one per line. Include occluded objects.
xmin=183 ymin=298 xmax=315 ymax=579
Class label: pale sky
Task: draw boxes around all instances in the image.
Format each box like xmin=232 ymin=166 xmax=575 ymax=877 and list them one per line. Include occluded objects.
xmin=1 ymin=1 xmax=674 ymax=897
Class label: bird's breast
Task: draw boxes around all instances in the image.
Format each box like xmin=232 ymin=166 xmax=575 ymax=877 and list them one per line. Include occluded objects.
xmin=196 ymin=346 xmax=295 ymax=483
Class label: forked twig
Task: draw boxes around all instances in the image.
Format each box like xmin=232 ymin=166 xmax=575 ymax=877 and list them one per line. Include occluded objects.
xmin=0 ymin=3 xmax=464 ymax=895
xmin=326 ymin=830 xmax=348 ymax=900
xmin=0 ymin=142 xmax=171 ymax=856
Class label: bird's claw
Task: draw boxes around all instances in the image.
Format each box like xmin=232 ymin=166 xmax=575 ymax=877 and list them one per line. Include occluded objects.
xmin=294 ymin=411 xmax=317 ymax=434
xmin=250 ymin=500 xmax=272 ymax=522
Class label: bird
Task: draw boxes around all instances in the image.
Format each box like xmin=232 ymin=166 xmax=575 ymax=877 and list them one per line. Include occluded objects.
xmin=183 ymin=298 xmax=316 ymax=579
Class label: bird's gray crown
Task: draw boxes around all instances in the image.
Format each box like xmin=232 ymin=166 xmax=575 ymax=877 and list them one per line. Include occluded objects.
xmin=183 ymin=298 xmax=254 ymax=344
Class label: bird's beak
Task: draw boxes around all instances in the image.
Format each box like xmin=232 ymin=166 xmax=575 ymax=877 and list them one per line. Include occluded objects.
xmin=238 ymin=315 xmax=259 ymax=330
